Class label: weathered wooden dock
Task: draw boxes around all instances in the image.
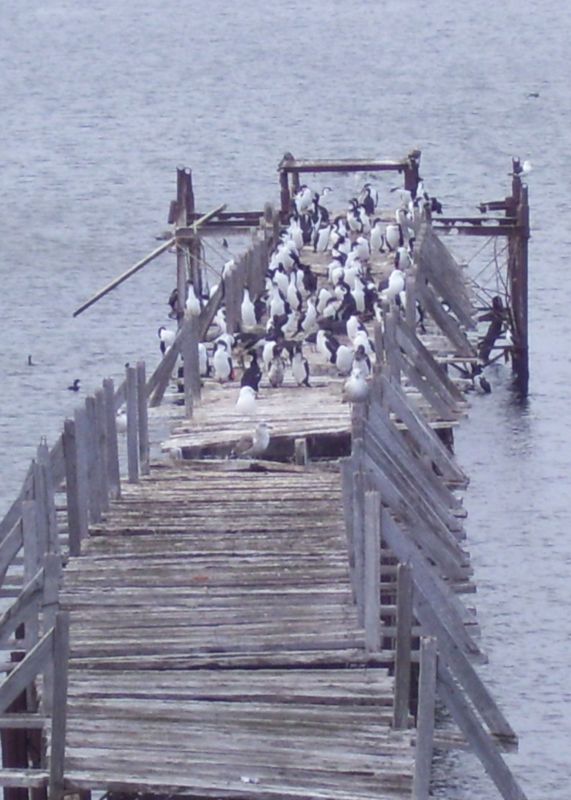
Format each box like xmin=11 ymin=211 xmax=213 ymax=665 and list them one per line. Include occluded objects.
xmin=0 ymin=153 xmax=530 ymax=800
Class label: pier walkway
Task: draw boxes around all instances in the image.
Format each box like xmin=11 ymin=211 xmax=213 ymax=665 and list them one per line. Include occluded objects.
xmin=0 ymin=155 xmax=531 ymax=800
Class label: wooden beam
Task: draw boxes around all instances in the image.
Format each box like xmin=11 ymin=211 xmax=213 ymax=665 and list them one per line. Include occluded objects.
xmin=413 ymin=637 xmax=437 ymax=799
xmin=363 ymin=492 xmax=381 ymax=653
xmin=0 ymin=629 xmax=53 ymax=714
xmin=48 ymin=613 xmax=70 ymax=800
xmin=393 ymin=563 xmax=413 ymax=729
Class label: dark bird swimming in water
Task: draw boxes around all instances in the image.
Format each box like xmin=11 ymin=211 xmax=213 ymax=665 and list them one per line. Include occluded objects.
xmin=68 ymin=379 xmax=81 ymax=392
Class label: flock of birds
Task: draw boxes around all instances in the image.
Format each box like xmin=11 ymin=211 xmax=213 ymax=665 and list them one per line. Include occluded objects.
xmin=154 ymin=180 xmax=442 ymax=455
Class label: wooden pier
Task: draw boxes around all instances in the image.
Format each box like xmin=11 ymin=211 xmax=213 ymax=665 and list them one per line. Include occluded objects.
xmin=0 ymin=153 xmax=530 ymax=800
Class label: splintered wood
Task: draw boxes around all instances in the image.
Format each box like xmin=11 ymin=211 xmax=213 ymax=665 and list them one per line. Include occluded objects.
xmin=59 ymin=462 xmax=415 ymax=798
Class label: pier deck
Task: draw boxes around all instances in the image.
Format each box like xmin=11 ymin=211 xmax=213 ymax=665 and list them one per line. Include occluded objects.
xmin=60 ymin=461 xmax=415 ymax=799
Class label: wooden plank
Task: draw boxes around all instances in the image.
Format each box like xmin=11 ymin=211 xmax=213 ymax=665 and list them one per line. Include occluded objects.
xmin=0 ymin=519 xmax=23 ymax=588
xmin=412 ymin=637 xmax=437 ymax=800
xmin=363 ymin=492 xmax=381 ymax=653
xmin=437 ymin=662 xmax=527 ymax=800
xmin=0 ymin=770 xmax=48 ymax=788
xmin=416 ymin=280 xmax=476 ymax=359
xmin=94 ymin=389 xmax=110 ymax=514
xmin=393 ymin=563 xmax=413 ymax=729
xmin=0 ymin=464 xmax=33 ymax=547
xmin=378 ymin=376 xmax=467 ymax=484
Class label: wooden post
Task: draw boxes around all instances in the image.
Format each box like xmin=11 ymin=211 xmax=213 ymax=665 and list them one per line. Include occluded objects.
xmin=413 ymin=637 xmax=437 ymax=800
xmin=103 ymin=378 xmax=121 ymax=499
xmin=405 ymin=273 xmax=417 ymax=331
xmin=175 ymin=167 xmax=191 ymax=321
xmin=363 ymin=491 xmax=381 ymax=653
xmin=31 ymin=461 xmax=49 ymax=563
xmin=37 ymin=440 xmax=59 ymax=555
xmin=63 ymin=415 xmax=88 ymax=557
xmin=21 ymin=501 xmax=40 ymax=651
xmin=42 ymin=554 xmax=61 ymax=715
xmin=48 ymin=612 xmax=70 ymax=800
xmin=94 ymin=389 xmax=110 ymax=513
xmin=182 ymin=315 xmax=202 ymax=418
xmin=84 ymin=396 xmax=102 ymax=523
xmin=510 ymin=179 xmax=529 ymax=394
xmin=279 ymin=154 xmax=294 ymax=220
xmin=294 ymin=438 xmax=308 ymax=465
xmin=136 ymin=362 xmax=150 ymax=475
xmin=393 ymin=562 xmax=414 ymax=729
xmin=352 ymin=438 xmax=365 ymax=625
xmin=126 ymin=365 xmax=139 ymax=483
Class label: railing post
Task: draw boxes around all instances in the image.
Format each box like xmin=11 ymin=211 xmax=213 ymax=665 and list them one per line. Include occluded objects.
xmin=363 ymin=491 xmax=381 ymax=653
xmin=351 ymin=436 xmax=365 ymax=625
xmin=136 ymin=362 xmax=150 ymax=475
xmin=103 ymin=378 xmax=121 ymax=499
xmin=37 ymin=440 xmax=59 ymax=556
xmin=48 ymin=612 xmax=70 ymax=800
xmin=63 ymin=417 xmax=89 ymax=557
xmin=413 ymin=637 xmax=437 ymax=800
xmin=22 ymin=500 xmax=40 ymax=651
xmin=393 ymin=562 xmax=414 ymax=729
xmin=94 ymin=389 xmax=110 ymax=513
xmin=126 ymin=364 xmax=139 ymax=482
xmin=181 ymin=315 xmax=201 ymax=418
xmin=84 ymin=397 xmax=102 ymax=523
xmin=42 ymin=554 xmax=62 ymax=715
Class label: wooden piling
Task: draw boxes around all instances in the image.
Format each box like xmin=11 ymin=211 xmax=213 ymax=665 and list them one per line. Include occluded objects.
xmin=136 ymin=362 xmax=150 ymax=475
xmin=393 ymin=562 xmax=414 ymax=729
xmin=126 ymin=365 xmax=139 ymax=483
xmin=413 ymin=637 xmax=437 ymax=800
xmin=103 ymin=378 xmax=121 ymax=499
xmin=48 ymin=612 xmax=70 ymax=800
xmin=363 ymin=491 xmax=381 ymax=653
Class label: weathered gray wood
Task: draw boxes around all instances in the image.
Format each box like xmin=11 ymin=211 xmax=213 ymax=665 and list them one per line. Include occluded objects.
xmin=182 ymin=316 xmax=202 ymax=419
xmin=0 ymin=627 xmax=53 ymax=714
xmin=394 ymin=346 xmax=458 ymax=420
xmin=0 ymin=568 xmax=43 ymax=646
xmin=351 ymin=440 xmax=365 ymax=625
xmin=378 ymin=375 xmax=467 ymax=484
xmin=85 ymin=396 xmax=103 ymax=523
xmin=393 ymin=563 xmax=413 ymax=729
xmin=363 ymin=492 xmax=381 ymax=653
xmin=437 ymin=662 xmax=527 ymax=800
xmin=0 ymin=716 xmax=45 ymax=730
xmin=42 ymin=554 xmax=62 ymax=714
xmin=48 ymin=432 xmax=66 ymax=489
xmin=63 ymin=417 xmax=89 ymax=557
xmin=362 ymin=453 xmax=468 ymax=581
xmin=0 ymin=518 xmax=23 ymax=588
xmin=136 ymin=362 xmax=150 ymax=475
xmin=415 ymin=279 xmax=475 ymax=358
xmin=22 ymin=499 xmax=40 ymax=649
xmin=0 ymin=770 xmax=48 ymax=788
xmin=294 ymin=438 xmax=308 ymax=465
xmin=37 ymin=440 xmax=59 ymax=554
xmin=383 ymin=307 xmax=401 ymax=384
xmin=395 ymin=314 xmax=465 ymax=403
xmin=413 ymin=637 xmax=437 ymax=800
xmin=126 ymin=366 xmax=139 ymax=483
xmin=32 ymin=459 xmax=49 ymax=559
xmin=94 ymin=389 xmax=110 ymax=513
xmin=380 ymin=511 xmax=482 ymax=661
xmin=148 ymin=332 xmax=181 ymax=408
xmin=48 ymin=612 xmax=70 ymax=800
xmin=372 ymin=321 xmax=385 ymax=375
xmin=405 ymin=273 xmax=417 ymax=331
xmin=0 ymin=463 xmax=33 ymax=547
xmin=103 ymin=379 xmax=121 ymax=499
xmin=339 ymin=458 xmax=356 ymax=594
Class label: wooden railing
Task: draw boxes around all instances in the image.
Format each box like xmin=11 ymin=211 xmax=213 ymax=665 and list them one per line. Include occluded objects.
xmin=339 ymin=216 xmax=528 ymax=800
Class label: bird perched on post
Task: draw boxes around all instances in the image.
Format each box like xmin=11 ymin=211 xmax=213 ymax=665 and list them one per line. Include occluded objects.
xmin=232 ymin=422 xmax=272 ymax=458
xmin=158 ymin=326 xmax=176 ymax=355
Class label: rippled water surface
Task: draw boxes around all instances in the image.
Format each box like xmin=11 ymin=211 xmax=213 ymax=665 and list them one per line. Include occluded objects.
xmin=1 ymin=1 xmax=570 ymax=796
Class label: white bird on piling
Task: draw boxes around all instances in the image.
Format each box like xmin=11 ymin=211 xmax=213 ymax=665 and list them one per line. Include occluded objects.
xmin=241 ymin=288 xmax=257 ymax=329
xmin=158 ymin=326 xmax=176 ymax=355
xmin=185 ymin=284 xmax=201 ymax=316
xmin=236 ymin=385 xmax=257 ymax=414
xmin=342 ymin=368 xmax=370 ymax=403
xmin=232 ymin=422 xmax=272 ymax=458
xmin=116 ymin=408 xmax=127 ymax=433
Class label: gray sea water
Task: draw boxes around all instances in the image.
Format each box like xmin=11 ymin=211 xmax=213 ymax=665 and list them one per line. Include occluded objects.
xmin=1 ymin=0 xmax=570 ymax=796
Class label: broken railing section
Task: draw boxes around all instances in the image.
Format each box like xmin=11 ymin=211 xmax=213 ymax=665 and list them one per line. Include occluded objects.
xmin=146 ymin=205 xmax=278 ymax=411
xmin=341 ymin=353 xmax=526 ymax=796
